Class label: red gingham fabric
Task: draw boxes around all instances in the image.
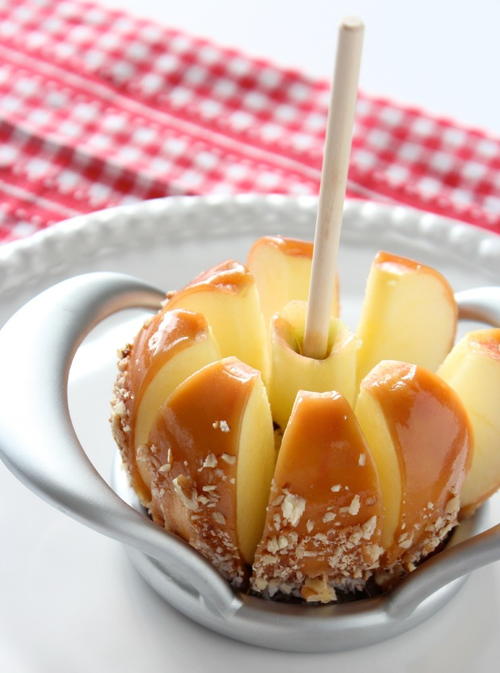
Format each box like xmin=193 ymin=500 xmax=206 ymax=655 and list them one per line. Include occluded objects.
xmin=0 ymin=0 xmax=499 ymax=243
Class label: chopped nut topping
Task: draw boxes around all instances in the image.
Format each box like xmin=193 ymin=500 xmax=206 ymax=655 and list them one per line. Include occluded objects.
xmin=172 ymin=475 xmax=198 ymax=511
xmin=221 ymin=453 xmax=236 ymax=464
xmin=348 ymin=494 xmax=361 ymax=516
xmin=212 ymin=511 xmax=226 ymax=525
xmin=306 ymin=519 xmax=315 ymax=533
xmin=212 ymin=420 xmax=230 ymax=432
xmin=158 ymin=463 xmax=171 ymax=473
xmin=358 ymin=453 xmax=366 ymax=467
xmin=201 ymin=453 xmax=217 ymax=469
xmin=136 ymin=444 xmax=149 ymax=464
xmin=281 ymin=493 xmax=306 ymax=527
xmin=113 ymin=400 xmax=126 ymax=417
xmin=278 ymin=535 xmax=289 ymax=550
xmin=323 ymin=512 xmax=336 ymax=523
xmin=260 ymin=554 xmax=277 ymax=566
xmin=364 ymin=544 xmax=383 ymax=564
xmin=398 ymin=532 xmax=414 ymax=549
xmin=301 ymin=576 xmax=336 ymax=604
xmin=253 ymin=577 xmax=267 ymax=591
xmin=362 ymin=515 xmax=377 ymax=540
xmin=330 ymin=484 xmax=341 ymax=492
xmin=267 ymin=537 xmax=280 ymax=553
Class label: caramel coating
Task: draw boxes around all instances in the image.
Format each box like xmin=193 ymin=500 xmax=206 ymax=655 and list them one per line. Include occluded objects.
xmin=173 ymin=259 xmax=254 ymax=296
xmin=111 ymin=309 xmax=212 ymax=503
xmin=249 ymin=235 xmax=314 ymax=259
xmin=144 ymin=358 xmax=260 ymax=586
xmin=363 ymin=361 xmax=472 ymax=569
xmin=252 ymin=391 xmax=383 ymax=601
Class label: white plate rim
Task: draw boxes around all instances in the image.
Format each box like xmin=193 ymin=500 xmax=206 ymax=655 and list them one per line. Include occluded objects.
xmin=0 ymin=194 xmax=499 ymax=301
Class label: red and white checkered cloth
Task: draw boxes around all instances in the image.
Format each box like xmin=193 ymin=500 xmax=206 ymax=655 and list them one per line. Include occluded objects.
xmin=0 ymin=0 xmax=498 ymax=243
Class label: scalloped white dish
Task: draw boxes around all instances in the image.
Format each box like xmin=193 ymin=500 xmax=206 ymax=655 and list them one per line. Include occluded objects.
xmin=1 ymin=195 xmax=500 ymax=671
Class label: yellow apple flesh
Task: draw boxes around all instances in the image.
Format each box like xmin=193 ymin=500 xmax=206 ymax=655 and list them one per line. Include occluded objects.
xmin=438 ymin=329 xmax=500 ymax=516
xmin=356 ymin=251 xmax=457 ymax=385
xmin=167 ymin=260 xmax=269 ymax=380
xmin=247 ymin=235 xmax=339 ymax=328
xmin=269 ymin=300 xmax=358 ymax=429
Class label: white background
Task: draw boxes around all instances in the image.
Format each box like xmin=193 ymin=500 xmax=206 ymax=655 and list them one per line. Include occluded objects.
xmin=98 ymin=0 xmax=500 ymax=135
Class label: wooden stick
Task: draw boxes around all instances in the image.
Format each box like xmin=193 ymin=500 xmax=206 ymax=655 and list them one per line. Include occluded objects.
xmin=303 ymin=17 xmax=364 ymax=359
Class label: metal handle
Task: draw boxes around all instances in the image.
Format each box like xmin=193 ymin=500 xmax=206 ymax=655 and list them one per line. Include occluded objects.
xmin=387 ymin=519 xmax=500 ymax=618
xmin=455 ymin=287 xmax=500 ymax=325
xmin=0 ymin=272 xmax=241 ymax=618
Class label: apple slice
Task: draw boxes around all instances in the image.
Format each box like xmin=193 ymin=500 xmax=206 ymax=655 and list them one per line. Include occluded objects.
xmin=269 ymin=300 xmax=358 ymax=429
xmin=438 ymin=329 xmax=500 ymax=517
xmin=166 ymin=260 xmax=269 ymax=380
xmin=111 ymin=309 xmax=220 ymax=504
xmin=247 ymin=235 xmax=339 ymax=328
xmin=356 ymin=251 xmax=457 ymax=385
xmin=144 ymin=357 xmax=275 ymax=585
xmin=355 ymin=360 xmax=472 ymax=571
xmin=251 ymin=390 xmax=383 ymax=602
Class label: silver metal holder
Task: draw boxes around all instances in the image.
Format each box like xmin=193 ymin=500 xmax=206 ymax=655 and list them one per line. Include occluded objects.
xmin=0 ymin=273 xmax=499 ymax=653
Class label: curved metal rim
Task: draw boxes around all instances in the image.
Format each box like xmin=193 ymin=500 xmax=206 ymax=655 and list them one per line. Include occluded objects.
xmin=111 ymin=454 xmax=488 ymax=653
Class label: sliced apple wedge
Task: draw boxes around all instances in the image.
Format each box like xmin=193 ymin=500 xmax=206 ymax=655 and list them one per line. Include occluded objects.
xmin=145 ymin=357 xmax=275 ymax=585
xmin=247 ymin=235 xmax=339 ymax=328
xmin=355 ymin=360 xmax=472 ymax=571
xmin=438 ymin=329 xmax=500 ymax=516
xmin=167 ymin=260 xmax=269 ymax=380
xmin=111 ymin=309 xmax=220 ymax=503
xmin=269 ymin=300 xmax=358 ymax=429
xmin=356 ymin=251 xmax=457 ymax=384
xmin=252 ymin=390 xmax=383 ymax=602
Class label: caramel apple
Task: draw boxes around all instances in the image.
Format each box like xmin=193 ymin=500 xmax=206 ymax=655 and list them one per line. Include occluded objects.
xmin=438 ymin=329 xmax=500 ymax=517
xmin=356 ymin=361 xmax=472 ymax=572
xmin=110 ymin=236 xmax=498 ymax=605
xmin=144 ymin=356 xmax=275 ymax=585
xmin=247 ymin=235 xmax=339 ymax=329
xmin=356 ymin=252 xmax=457 ymax=384
xmin=252 ymin=390 xmax=383 ymax=602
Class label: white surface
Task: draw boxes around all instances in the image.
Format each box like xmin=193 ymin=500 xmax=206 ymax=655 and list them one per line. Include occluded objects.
xmin=96 ymin=0 xmax=500 ymax=134
xmin=1 ymin=195 xmax=500 ymax=671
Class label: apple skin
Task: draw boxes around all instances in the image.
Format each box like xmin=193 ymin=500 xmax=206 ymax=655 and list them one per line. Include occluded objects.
xmin=356 ymin=251 xmax=457 ymax=385
xmin=438 ymin=329 xmax=500 ymax=517
xmin=166 ymin=259 xmax=269 ymax=379
xmin=142 ymin=357 xmax=275 ymax=585
xmin=247 ymin=235 xmax=339 ymax=329
xmin=252 ymin=390 xmax=384 ymax=602
xmin=356 ymin=360 xmax=472 ymax=573
xmin=111 ymin=309 xmax=220 ymax=504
